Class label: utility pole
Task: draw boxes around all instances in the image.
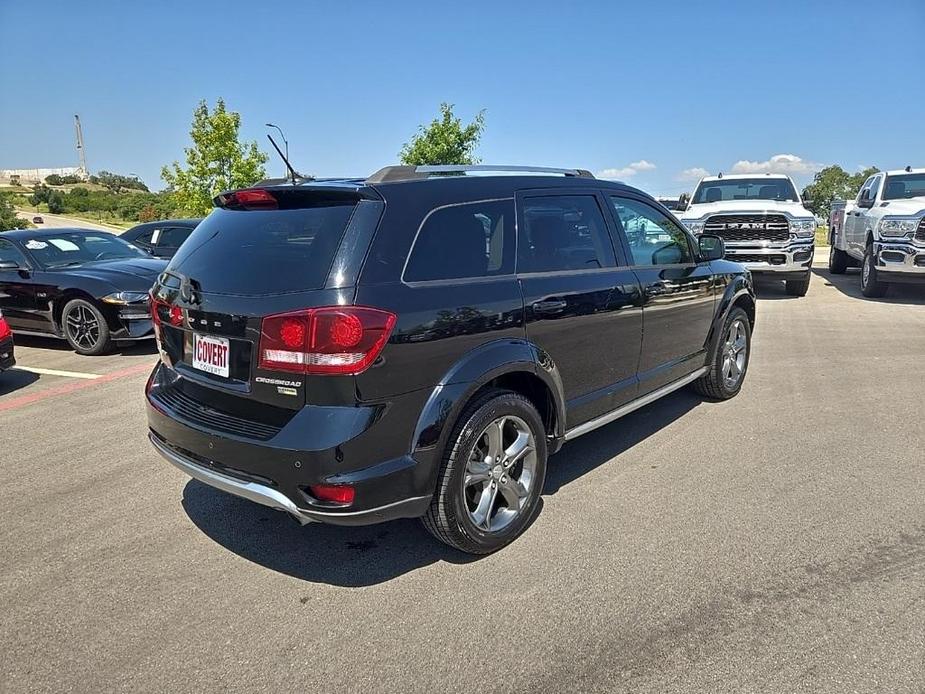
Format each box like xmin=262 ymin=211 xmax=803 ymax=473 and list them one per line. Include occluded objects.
xmin=74 ymin=114 xmax=88 ymax=179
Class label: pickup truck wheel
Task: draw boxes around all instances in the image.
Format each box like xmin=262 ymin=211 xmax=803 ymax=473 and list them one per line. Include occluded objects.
xmin=828 ymin=246 xmax=848 ymax=274
xmin=422 ymin=389 xmax=547 ymax=554
xmin=861 ymin=246 xmax=888 ymax=298
xmin=693 ymin=307 xmax=751 ymax=400
xmin=785 ymin=272 xmax=811 ymax=297
xmin=62 ymin=298 xmax=112 ymax=355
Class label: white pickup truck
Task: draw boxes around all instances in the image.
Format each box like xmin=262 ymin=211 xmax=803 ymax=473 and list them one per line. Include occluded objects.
xmin=678 ymin=173 xmax=816 ymax=296
xmin=828 ymin=167 xmax=925 ymax=297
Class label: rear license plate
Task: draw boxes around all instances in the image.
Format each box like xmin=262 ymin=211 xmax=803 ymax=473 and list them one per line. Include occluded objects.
xmin=192 ymin=333 xmax=230 ymax=378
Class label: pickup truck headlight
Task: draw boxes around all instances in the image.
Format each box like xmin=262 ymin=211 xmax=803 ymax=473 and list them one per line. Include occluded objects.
xmin=878 ymin=218 xmax=918 ymax=237
xmin=682 ymin=221 xmax=704 ymax=234
xmin=789 ymin=219 xmax=816 ymax=238
xmin=101 ymin=291 xmax=149 ymax=305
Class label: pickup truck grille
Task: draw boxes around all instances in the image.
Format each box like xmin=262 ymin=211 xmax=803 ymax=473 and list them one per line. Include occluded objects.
xmin=704 ymin=214 xmax=790 ymax=242
xmin=726 ymin=253 xmax=787 ymax=265
xmin=916 ymin=217 xmax=925 ymax=241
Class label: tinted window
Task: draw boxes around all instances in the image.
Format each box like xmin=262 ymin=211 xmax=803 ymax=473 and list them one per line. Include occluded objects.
xmin=158 ymin=226 xmax=192 ymax=247
xmin=18 ymin=233 xmax=148 ymax=268
xmin=611 ymin=197 xmax=694 ymax=266
xmin=692 ymin=178 xmax=798 ymax=203
xmin=167 ymin=203 xmax=355 ymax=295
xmin=883 ymin=173 xmax=925 ymax=200
xmin=868 ymin=175 xmax=882 ymax=199
xmin=0 ymin=239 xmax=29 ymax=266
xmin=403 ymin=199 xmax=514 ymax=282
xmin=133 ymin=229 xmax=156 ymax=246
xmin=519 ymin=195 xmax=615 ymax=273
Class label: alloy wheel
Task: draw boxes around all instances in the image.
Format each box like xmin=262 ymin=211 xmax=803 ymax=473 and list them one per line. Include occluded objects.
xmin=721 ymin=318 xmax=748 ymax=389
xmin=463 ymin=415 xmax=537 ymax=533
xmin=66 ymin=305 xmax=101 ymax=350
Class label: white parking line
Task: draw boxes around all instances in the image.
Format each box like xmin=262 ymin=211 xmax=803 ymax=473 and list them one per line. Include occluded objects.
xmin=13 ymin=366 xmax=102 ymax=380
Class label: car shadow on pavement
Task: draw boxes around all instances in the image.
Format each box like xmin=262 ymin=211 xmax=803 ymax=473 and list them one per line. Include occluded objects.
xmin=751 ymin=277 xmax=801 ymax=301
xmin=182 ymin=387 xmax=703 ymax=587
xmin=11 ymin=334 xmax=158 ymax=355
xmin=812 ymin=267 xmax=925 ymax=305
xmin=0 ymin=368 xmax=40 ymax=396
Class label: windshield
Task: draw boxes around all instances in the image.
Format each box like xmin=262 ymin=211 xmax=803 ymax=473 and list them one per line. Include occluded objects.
xmin=166 ymin=202 xmax=357 ymax=295
xmin=692 ymin=178 xmax=799 ymax=204
xmin=882 ymin=174 xmax=925 ymax=200
xmin=22 ymin=233 xmax=150 ymax=268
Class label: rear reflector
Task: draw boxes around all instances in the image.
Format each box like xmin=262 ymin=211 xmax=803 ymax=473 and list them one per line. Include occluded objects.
xmin=308 ymin=484 xmax=355 ymax=505
xmin=258 ymin=306 xmax=397 ymax=375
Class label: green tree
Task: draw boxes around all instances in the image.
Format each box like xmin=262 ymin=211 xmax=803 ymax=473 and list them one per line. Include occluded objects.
xmin=47 ymin=191 xmax=65 ymax=214
xmin=161 ymin=98 xmax=268 ymax=215
xmin=0 ymin=194 xmax=31 ymax=229
xmin=400 ymin=103 xmax=486 ymax=166
xmin=802 ymin=165 xmax=879 ymax=219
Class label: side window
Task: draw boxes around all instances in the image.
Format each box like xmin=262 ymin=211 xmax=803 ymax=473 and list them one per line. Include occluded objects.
xmin=610 ymin=196 xmax=694 ymax=266
xmin=133 ymin=229 xmax=156 ymax=247
xmin=519 ymin=195 xmax=616 ymax=273
xmin=403 ymin=199 xmax=514 ymax=282
xmin=0 ymin=239 xmax=29 ymax=267
xmin=868 ymin=175 xmax=882 ymax=200
xmin=158 ymin=227 xmax=191 ymax=248
xmin=857 ymin=177 xmax=874 ymax=203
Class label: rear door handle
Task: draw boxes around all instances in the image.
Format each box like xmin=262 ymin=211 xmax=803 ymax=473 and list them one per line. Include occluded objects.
xmin=532 ymin=299 xmax=568 ymax=314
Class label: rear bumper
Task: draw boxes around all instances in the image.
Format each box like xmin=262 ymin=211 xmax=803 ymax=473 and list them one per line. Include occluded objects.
xmin=0 ymin=336 xmax=14 ymax=371
xmin=874 ymin=241 xmax=925 ymax=282
xmin=724 ymin=240 xmax=813 ymax=278
xmin=145 ymin=362 xmax=435 ymax=525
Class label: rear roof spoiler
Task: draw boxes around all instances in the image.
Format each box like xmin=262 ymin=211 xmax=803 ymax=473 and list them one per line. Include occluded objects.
xmin=366 ymin=165 xmax=595 ymax=184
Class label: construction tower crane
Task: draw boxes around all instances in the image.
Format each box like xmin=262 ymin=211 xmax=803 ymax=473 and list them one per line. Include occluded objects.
xmin=74 ymin=114 xmax=88 ymax=178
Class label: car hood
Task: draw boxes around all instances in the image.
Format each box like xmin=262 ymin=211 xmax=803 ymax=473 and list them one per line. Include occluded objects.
xmin=879 ymin=197 xmax=925 ymax=216
xmin=680 ymin=200 xmax=813 ymax=220
xmin=59 ymin=257 xmax=167 ymax=287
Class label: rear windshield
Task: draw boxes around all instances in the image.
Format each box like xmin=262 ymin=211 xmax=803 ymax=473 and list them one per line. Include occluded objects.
xmin=166 ymin=202 xmax=356 ymax=295
xmin=692 ymin=178 xmax=798 ymax=204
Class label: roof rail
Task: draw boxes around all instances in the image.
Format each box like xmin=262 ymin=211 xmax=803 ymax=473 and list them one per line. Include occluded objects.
xmin=366 ymin=164 xmax=595 ymax=184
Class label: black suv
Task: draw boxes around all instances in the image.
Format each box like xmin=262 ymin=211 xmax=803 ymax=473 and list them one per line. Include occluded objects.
xmin=146 ymin=165 xmax=755 ymax=554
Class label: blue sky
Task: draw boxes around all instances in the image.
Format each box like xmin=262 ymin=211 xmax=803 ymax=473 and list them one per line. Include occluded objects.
xmin=2 ymin=0 xmax=923 ymax=195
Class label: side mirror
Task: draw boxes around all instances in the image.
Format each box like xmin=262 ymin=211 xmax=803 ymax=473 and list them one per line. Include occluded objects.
xmin=698 ymin=234 xmax=725 ymax=261
xmin=857 ymin=196 xmax=874 ymax=209
xmin=0 ymin=260 xmax=20 ymax=270
xmin=802 ymin=198 xmax=814 ymax=211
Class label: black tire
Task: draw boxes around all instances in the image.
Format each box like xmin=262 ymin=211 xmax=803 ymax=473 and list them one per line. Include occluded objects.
xmin=422 ymin=389 xmax=548 ymax=554
xmin=860 ymin=245 xmax=888 ymax=298
xmin=62 ymin=298 xmax=112 ymax=355
xmin=828 ymin=246 xmax=848 ymax=274
xmin=693 ymin=306 xmax=751 ymax=400
xmin=785 ymin=271 xmax=811 ymax=297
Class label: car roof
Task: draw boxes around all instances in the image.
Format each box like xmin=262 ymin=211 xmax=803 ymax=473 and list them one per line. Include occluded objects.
xmin=126 ymin=218 xmax=203 ymax=231
xmin=884 ymin=167 xmax=925 ymax=176
xmin=699 ymin=173 xmax=792 ymax=182
xmin=1 ymin=227 xmax=105 ymax=240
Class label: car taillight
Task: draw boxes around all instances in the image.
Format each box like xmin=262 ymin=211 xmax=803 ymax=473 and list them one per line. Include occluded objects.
xmin=258 ymin=306 xmax=397 ymax=375
xmin=149 ymin=296 xmax=182 ymax=328
xmin=215 ymin=188 xmax=278 ymax=210
xmin=0 ymin=316 xmax=11 ymax=341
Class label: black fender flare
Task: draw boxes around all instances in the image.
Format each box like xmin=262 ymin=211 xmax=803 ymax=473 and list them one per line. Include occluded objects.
xmin=705 ymin=276 xmax=756 ymax=358
xmin=410 ymin=338 xmax=566 ymax=477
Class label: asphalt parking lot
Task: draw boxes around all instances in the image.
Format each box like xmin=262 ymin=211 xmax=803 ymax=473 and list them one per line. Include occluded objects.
xmin=1 ymin=264 xmax=923 ymax=694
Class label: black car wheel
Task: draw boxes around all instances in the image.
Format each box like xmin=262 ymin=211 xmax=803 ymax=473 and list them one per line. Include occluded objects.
xmin=693 ymin=306 xmax=751 ymax=400
xmin=422 ymin=389 xmax=547 ymax=554
xmin=860 ymin=245 xmax=888 ymax=298
xmin=785 ymin=271 xmax=811 ymax=297
xmin=828 ymin=246 xmax=848 ymax=274
xmin=62 ymin=298 xmax=112 ymax=355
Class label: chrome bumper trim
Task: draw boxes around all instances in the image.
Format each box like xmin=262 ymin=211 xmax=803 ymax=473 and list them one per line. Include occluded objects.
xmin=724 ymin=241 xmax=814 ymax=273
xmin=875 ymin=241 xmax=925 ymax=275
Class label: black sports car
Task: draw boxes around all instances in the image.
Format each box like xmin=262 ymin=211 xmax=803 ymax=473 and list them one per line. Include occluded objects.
xmin=120 ymin=218 xmax=202 ymax=259
xmin=0 ymin=228 xmax=166 ymax=355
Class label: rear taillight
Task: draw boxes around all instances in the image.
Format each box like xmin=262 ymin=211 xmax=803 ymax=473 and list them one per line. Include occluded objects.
xmin=0 ymin=315 xmax=11 ymax=341
xmin=258 ymin=306 xmax=397 ymax=375
xmin=149 ymin=296 xmax=182 ymax=328
xmin=216 ymin=188 xmax=278 ymax=210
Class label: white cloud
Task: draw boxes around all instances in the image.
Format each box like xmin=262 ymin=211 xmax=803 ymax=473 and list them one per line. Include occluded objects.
xmin=730 ymin=154 xmax=821 ymax=175
xmin=598 ymin=160 xmax=656 ymax=179
xmin=677 ymin=166 xmax=710 ymax=181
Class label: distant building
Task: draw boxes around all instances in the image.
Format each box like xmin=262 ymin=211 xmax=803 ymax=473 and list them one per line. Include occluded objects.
xmin=0 ymin=166 xmax=88 ymax=185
